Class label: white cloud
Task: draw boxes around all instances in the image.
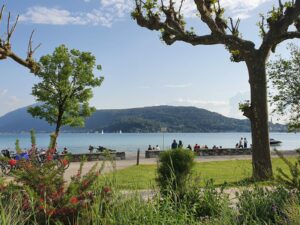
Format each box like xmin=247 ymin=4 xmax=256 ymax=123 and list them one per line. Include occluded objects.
xmin=6 ymin=96 xmax=22 ymax=107
xmin=138 ymin=86 xmax=151 ymax=89
xmin=20 ymin=1 xmax=132 ymax=27
xmin=19 ymin=7 xmax=85 ymax=25
xmin=177 ymin=98 xmax=228 ymax=107
xmin=228 ymin=91 xmax=250 ymax=119
xmin=164 ymin=83 xmax=192 ymax=88
xmin=0 ymin=89 xmax=8 ymax=98
xmin=172 ymin=97 xmax=230 ymax=116
xmin=19 ymin=0 xmax=270 ymax=27
xmin=165 ymin=0 xmax=272 ymax=19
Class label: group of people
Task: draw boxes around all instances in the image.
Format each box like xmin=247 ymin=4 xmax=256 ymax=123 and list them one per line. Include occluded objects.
xmin=148 ymin=144 xmax=160 ymax=151
xmin=236 ymin=137 xmax=248 ymax=148
xmin=171 ymin=140 xmax=183 ymax=149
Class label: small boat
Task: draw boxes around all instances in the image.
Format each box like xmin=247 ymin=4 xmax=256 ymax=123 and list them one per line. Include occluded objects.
xmin=270 ymin=138 xmax=282 ymax=145
xmin=101 ymin=130 xmax=104 ymax=135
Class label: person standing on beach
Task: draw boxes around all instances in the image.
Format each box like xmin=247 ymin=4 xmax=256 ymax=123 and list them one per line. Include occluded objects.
xmin=244 ymin=138 xmax=248 ymax=148
xmin=178 ymin=140 xmax=183 ymax=148
xmin=239 ymin=137 xmax=243 ymax=148
xmin=171 ymin=140 xmax=178 ymax=149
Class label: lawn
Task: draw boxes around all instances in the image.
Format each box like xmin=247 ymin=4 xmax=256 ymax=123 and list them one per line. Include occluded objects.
xmin=101 ymin=157 xmax=296 ymax=189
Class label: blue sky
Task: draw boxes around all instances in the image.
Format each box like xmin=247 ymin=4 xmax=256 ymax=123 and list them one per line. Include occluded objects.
xmin=0 ymin=0 xmax=298 ymax=120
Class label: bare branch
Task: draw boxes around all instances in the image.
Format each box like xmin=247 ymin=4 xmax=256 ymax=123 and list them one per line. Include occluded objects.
xmin=7 ymin=14 xmax=19 ymax=44
xmin=0 ymin=5 xmax=40 ymax=73
xmin=27 ymin=30 xmax=41 ymax=59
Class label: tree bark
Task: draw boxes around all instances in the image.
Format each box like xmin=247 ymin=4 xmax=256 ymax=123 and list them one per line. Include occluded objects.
xmin=246 ymin=53 xmax=273 ymax=180
xmin=53 ymin=111 xmax=63 ymax=150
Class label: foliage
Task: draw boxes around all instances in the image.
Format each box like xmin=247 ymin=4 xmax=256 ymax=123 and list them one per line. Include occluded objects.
xmin=236 ymin=186 xmax=291 ymax=224
xmin=30 ymin=129 xmax=36 ymax=147
xmin=182 ymin=179 xmax=231 ymax=220
xmin=0 ymin=193 xmax=32 ymax=225
xmin=15 ymin=139 xmax=21 ymax=154
xmin=277 ymin=198 xmax=300 ymax=225
xmin=157 ymin=149 xmax=194 ymax=197
xmin=268 ymin=44 xmax=300 ymax=131
xmin=28 ymin=44 xmax=103 ymax=140
xmin=79 ymin=190 xmax=199 ymax=225
xmin=9 ymin=158 xmax=102 ymax=225
xmin=275 ymin=149 xmax=300 ymax=192
xmin=0 ymin=105 xmax=287 ymax=133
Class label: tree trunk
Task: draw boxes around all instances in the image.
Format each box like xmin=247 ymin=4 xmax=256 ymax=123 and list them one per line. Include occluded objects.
xmin=52 ymin=112 xmax=62 ymax=150
xmin=246 ymin=55 xmax=273 ymax=180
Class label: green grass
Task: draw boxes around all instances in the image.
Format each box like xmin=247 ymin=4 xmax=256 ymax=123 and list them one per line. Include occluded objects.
xmin=102 ymin=157 xmax=296 ymax=189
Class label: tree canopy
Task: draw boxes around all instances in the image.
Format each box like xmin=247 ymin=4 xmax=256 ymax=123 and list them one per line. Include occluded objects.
xmin=268 ymin=43 xmax=300 ymax=131
xmin=132 ymin=0 xmax=300 ymax=180
xmin=28 ymin=45 xmax=103 ymax=143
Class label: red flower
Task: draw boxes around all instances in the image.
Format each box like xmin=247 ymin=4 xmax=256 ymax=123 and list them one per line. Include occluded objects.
xmin=47 ymin=209 xmax=55 ymax=216
xmin=8 ymin=159 xmax=17 ymax=166
xmin=61 ymin=159 xmax=69 ymax=167
xmin=82 ymin=180 xmax=89 ymax=187
xmin=70 ymin=196 xmax=79 ymax=205
xmin=46 ymin=155 xmax=53 ymax=161
xmin=103 ymin=186 xmax=111 ymax=194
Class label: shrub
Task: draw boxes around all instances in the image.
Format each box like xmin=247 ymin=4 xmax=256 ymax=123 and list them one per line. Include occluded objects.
xmin=275 ymin=149 xmax=300 ymax=192
xmin=276 ymin=197 xmax=300 ymax=225
xmin=79 ymin=190 xmax=198 ymax=225
xmin=0 ymin=192 xmax=31 ymax=225
xmin=236 ymin=185 xmax=291 ymax=224
xmin=183 ymin=180 xmax=232 ymax=220
xmin=156 ymin=149 xmax=194 ymax=197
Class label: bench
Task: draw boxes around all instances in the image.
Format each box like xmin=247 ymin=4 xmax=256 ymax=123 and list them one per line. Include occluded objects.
xmin=196 ymin=148 xmax=252 ymax=156
xmin=61 ymin=152 xmax=126 ymax=162
xmin=145 ymin=150 xmax=162 ymax=158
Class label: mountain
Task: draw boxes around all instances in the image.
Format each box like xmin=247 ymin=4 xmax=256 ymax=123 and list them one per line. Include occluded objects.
xmin=0 ymin=105 xmax=287 ymax=133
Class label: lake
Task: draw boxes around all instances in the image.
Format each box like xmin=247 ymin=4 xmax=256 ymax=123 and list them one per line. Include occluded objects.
xmin=0 ymin=132 xmax=299 ymax=153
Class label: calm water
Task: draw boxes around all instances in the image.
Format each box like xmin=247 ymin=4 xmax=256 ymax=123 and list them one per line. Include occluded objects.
xmin=0 ymin=132 xmax=299 ymax=154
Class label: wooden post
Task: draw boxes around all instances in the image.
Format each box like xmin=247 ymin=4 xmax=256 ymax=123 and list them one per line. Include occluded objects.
xmin=136 ymin=148 xmax=140 ymax=166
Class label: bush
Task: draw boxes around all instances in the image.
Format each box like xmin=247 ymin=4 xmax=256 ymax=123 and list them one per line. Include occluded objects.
xmin=183 ymin=180 xmax=232 ymax=220
xmin=275 ymin=149 xmax=300 ymax=192
xmin=236 ymin=186 xmax=291 ymax=224
xmin=156 ymin=149 xmax=194 ymax=197
xmin=79 ymin=189 xmax=198 ymax=225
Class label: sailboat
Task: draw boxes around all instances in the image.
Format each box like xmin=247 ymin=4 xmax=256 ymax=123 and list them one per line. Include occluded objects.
xmin=101 ymin=130 xmax=104 ymax=135
xmin=119 ymin=130 xmax=122 ymax=134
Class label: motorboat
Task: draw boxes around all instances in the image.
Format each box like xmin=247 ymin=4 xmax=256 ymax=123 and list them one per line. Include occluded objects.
xmin=270 ymin=138 xmax=282 ymax=145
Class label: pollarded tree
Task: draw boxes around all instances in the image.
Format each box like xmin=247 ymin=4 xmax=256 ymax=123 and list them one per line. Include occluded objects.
xmin=28 ymin=45 xmax=103 ymax=147
xmin=132 ymin=0 xmax=300 ymax=180
xmin=268 ymin=44 xmax=300 ymax=131
xmin=0 ymin=5 xmax=40 ymax=72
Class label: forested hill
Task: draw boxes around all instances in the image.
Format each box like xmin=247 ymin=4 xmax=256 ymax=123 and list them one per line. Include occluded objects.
xmin=0 ymin=105 xmax=286 ymax=133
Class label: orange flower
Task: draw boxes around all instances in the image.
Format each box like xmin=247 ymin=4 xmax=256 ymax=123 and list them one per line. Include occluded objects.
xmin=70 ymin=196 xmax=79 ymax=205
